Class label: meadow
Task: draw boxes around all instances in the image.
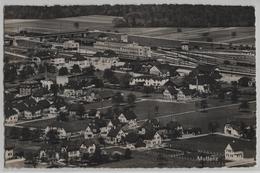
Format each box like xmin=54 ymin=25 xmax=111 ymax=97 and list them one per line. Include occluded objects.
xmin=5 ymin=15 xmax=255 ymax=46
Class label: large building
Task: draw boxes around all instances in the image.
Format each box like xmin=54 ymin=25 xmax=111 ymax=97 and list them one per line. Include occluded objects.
xmin=94 ymin=41 xmax=152 ymax=58
xmin=19 ymin=80 xmax=42 ymax=96
xmin=63 ymin=40 xmax=79 ymax=51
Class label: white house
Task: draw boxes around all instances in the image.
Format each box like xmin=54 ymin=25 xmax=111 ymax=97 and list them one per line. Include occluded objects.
xmin=5 ymin=145 xmax=14 ymax=160
xmin=24 ymin=106 xmax=42 ymax=120
xmin=143 ymin=131 xmax=162 ymax=148
xmin=83 ymin=126 xmax=94 ymax=139
xmin=224 ymin=122 xmax=243 ymax=138
xmin=225 ymin=143 xmax=244 ymax=161
xmin=106 ymin=127 xmax=126 ymax=144
xmin=80 ymin=140 xmax=96 ymax=154
xmin=63 ymin=40 xmax=79 ymax=51
xmin=130 ymin=75 xmax=169 ymax=89
xmin=44 ymin=126 xmax=67 ymax=139
xmin=5 ymin=108 xmax=19 ymax=124
xmin=40 ymin=80 xmax=54 ymax=90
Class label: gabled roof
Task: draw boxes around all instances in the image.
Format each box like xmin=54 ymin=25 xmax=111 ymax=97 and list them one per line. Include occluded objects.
xmin=228 ymin=142 xmax=245 ymax=152
xmin=81 ymin=139 xmax=97 ymax=148
xmin=25 ymin=105 xmax=41 ymax=113
xmin=225 ymin=121 xmax=242 ymax=132
xmin=125 ymin=132 xmax=140 ymax=143
xmin=124 ymin=110 xmax=137 ymax=120
xmin=5 ymin=108 xmax=18 ymax=118
xmin=37 ymin=100 xmax=51 ymax=109
xmin=32 ymin=89 xmax=48 ymax=97
xmin=24 ymin=97 xmax=37 ymax=107
xmin=133 ymin=75 xmax=167 ymax=81
xmin=14 ymin=102 xmax=28 ymax=112
xmin=107 ymin=127 xmax=122 ymax=138
xmin=165 ymin=87 xmax=178 ymax=95
xmin=142 ymin=130 xmax=158 ymax=140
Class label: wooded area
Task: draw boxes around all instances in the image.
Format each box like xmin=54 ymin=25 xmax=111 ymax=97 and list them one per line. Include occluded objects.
xmin=4 ymin=4 xmax=255 ymax=27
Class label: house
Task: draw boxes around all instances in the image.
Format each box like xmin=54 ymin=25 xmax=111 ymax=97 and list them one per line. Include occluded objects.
xmin=44 ymin=125 xmax=67 ymax=140
xmin=63 ymin=40 xmax=79 ymax=51
xmin=225 ymin=143 xmax=244 ymax=161
xmin=32 ymin=89 xmax=48 ymax=102
xmin=149 ymin=64 xmax=172 ymax=77
xmin=24 ymin=105 xmax=42 ymax=120
xmin=83 ymin=126 xmax=94 ymax=139
xmin=37 ymin=99 xmax=51 ymax=115
xmin=5 ymin=108 xmax=19 ymax=124
xmin=80 ymin=140 xmax=96 ymax=155
xmin=5 ymin=145 xmax=14 ymax=160
xmin=130 ymin=75 xmax=169 ymax=89
xmin=49 ymin=97 xmax=67 ymax=116
xmin=19 ymin=80 xmax=42 ymax=96
xmin=39 ymin=146 xmax=60 ymax=162
xmin=106 ymin=127 xmax=126 ymax=144
xmin=189 ymin=76 xmax=210 ymax=94
xmin=100 ymin=119 xmax=121 ymax=137
xmin=163 ymin=87 xmax=178 ymax=100
xmin=68 ymin=104 xmax=85 ymax=118
xmin=13 ymin=102 xmax=28 ymax=119
xmin=181 ymin=42 xmax=189 ymax=51
xmin=23 ymin=97 xmax=38 ymax=108
xmin=224 ymin=121 xmax=243 ymax=138
xmin=125 ymin=132 xmax=140 ymax=149
xmin=142 ymin=131 xmax=162 ymax=148
xmin=40 ymin=80 xmax=54 ymax=90
xmin=166 ymin=121 xmax=183 ymax=138
xmin=63 ymin=85 xmax=83 ymax=98
xmin=67 ymin=145 xmax=81 ymax=160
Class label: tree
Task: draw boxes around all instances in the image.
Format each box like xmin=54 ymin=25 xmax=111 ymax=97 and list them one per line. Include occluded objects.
xmin=238 ymin=77 xmax=251 ymax=87
xmin=91 ymin=78 xmax=104 ymax=88
xmin=103 ymin=69 xmax=114 ymax=80
xmin=208 ymin=121 xmax=219 ymax=134
xmin=73 ymin=22 xmax=79 ymax=29
xmin=112 ymin=92 xmax=124 ymax=105
xmin=46 ymin=129 xmax=59 ymax=144
xmin=223 ymin=60 xmax=231 ymax=65
xmin=58 ymin=67 xmax=69 ymax=76
xmin=127 ymin=93 xmax=136 ymax=106
xmin=231 ymin=31 xmax=237 ymax=37
xmin=200 ymin=99 xmax=208 ymax=111
xmin=24 ymin=152 xmax=38 ymax=168
xmin=71 ymin=64 xmax=81 ymax=73
xmin=218 ymin=91 xmax=225 ymax=101
xmin=50 ymin=83 xmax=59 ymax=96
xmin=231 ymin=86 xmax=239 ymax=103
xmin=124 ymin=148 xmax=132 ymax=159
xmin=57 ymin=112 xmax=69 ymax=121
xmin=119 ymin=73 xmax=131 ymax=89
xmin=77 ymin=104 xmax=86 ymax=119
xmin=90 ymin=147 xmax=102 ymax=164
xmin=154 ymin=105 xmax=159 ymax=114
xmin=112 ymin=18 xmax=128 ymax=27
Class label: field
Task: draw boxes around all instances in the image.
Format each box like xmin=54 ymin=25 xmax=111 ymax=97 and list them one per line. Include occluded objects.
xmin=4 ymin=15 xmax=255 ymax=45
xmin=4 ymin=15 xmax=119 ymax=34
xmin=17 ymin=97 xmax=256 ymax=135
xmin=168 ymin=134 xmax=256 ymax=158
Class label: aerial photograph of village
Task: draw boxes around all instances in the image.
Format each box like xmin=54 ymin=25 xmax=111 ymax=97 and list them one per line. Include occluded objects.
xmin=3 ymin=3 xmax=256 ymax=168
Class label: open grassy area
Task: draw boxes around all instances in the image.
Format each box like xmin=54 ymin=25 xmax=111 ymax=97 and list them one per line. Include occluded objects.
xmin=167 ymin=134 xmax=256 ymax=158
xmin=5 ymin=16 xmax=255 ymax=46
xmin=20 ymin=118 xmax=91 ymax=132
xmin=4 ymin=15 xmax=118 ymax=33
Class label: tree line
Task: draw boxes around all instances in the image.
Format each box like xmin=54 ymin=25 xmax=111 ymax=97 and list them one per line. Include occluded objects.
xmin=4 ymin=4 xmax=255 ymax=27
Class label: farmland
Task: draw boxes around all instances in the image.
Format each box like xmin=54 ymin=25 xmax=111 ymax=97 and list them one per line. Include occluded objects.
xmin=4 ymin=15 xmax=255 ymax=46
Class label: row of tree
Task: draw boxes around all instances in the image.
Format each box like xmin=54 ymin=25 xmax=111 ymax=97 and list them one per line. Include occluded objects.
xmin=5 ymin=5 xmax=254 ymax=27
